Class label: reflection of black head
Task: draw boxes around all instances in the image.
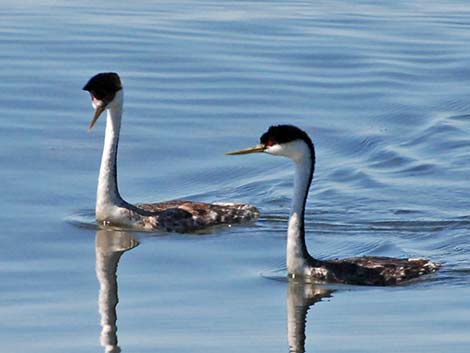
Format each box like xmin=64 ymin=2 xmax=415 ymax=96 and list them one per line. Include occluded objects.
xmin=83 ymin=72 xmax=122 ymax=101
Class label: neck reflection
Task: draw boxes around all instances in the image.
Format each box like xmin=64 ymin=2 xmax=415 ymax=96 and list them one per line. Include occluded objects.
xmin=95 ymin=230 xmax=139 ymax=353
xmin=287 ymin=279 xmax=333 ymax=353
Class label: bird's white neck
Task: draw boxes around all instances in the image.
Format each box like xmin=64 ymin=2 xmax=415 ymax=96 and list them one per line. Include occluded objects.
xmin=286 ymin=143 xmax=314 ymax=275
xmin=96 ymin=91 xmax=126 ymax=221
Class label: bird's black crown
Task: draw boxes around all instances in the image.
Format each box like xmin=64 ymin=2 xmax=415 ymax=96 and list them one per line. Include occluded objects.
xmin=260 ymin=124 xmax=314 ymax=149
xmin=83 ymin=72 xmax=122 ymax=100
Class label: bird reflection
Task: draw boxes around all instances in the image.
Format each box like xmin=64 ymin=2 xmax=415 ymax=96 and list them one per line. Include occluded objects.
xmin=287 ymin=279 xmax=333 ymax=353
xmin=95 ymin=230 xmax=139 ymax=353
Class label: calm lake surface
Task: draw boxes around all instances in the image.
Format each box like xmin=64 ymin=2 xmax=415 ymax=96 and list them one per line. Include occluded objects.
xmin=1 ymin=1 xmax=470 ymax=352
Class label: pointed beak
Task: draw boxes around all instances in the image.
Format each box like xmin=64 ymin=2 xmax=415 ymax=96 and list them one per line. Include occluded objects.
xmin=225 ymin=144 xmax=266 ymax=155
xmin=88 ymin=105 xmax=106 ymax=132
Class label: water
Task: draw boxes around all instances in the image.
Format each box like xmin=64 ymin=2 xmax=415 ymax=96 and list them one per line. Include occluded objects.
xmin=1 ymin=1 xmax=470 ymax=352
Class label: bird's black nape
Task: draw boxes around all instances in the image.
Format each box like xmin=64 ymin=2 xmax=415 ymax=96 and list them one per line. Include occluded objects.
xmin=260 ymin=124 xmax=314 ymax=151
xmin=83 ymin=72 xmax=122 ymax=100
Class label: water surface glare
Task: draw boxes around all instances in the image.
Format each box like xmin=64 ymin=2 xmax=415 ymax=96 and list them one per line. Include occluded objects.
xmin=1 ymin=1 xmax=470 ymax=352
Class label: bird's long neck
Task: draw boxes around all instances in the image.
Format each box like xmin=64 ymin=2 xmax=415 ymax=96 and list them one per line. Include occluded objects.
xmin=286 ymin=146 xmax=314 ymax=275
xmin=96 ymin=91 xmax=126 ymax=217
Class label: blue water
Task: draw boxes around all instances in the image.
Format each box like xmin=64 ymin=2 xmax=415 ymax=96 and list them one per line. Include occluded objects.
xmin=1 ymin=1 xmax=470 ymax=352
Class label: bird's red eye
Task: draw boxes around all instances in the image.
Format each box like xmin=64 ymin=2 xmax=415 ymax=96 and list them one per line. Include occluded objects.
xmin=266 ymin=140 xmax=274 ymax=147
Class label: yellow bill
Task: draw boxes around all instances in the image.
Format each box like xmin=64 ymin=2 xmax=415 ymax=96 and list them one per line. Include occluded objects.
xmin=88 ymin=105 xmax=106 ymax=132
xmin=225 ymin=144 xmax=265 ymax=155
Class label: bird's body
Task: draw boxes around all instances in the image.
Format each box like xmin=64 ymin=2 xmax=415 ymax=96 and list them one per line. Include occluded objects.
xmin=83 ymin=72 xmax=258 ymax=232
xmin=227 ymin=125 xmax=439 ymax=286
xmin=294 ymin=256 xmax=439 ymax=286
xmin=114 ymin=200 xmax=257 ymax=232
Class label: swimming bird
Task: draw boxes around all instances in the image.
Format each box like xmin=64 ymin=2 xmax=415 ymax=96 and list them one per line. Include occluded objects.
xmin=226 ymin=125 xmax=439 ymax=285
xmin=83 ymin=72 xmax=258 ymax=232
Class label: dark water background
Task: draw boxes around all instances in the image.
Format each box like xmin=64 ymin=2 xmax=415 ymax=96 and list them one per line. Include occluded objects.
xmin=1 ymin=1 xmax=469 ymax=352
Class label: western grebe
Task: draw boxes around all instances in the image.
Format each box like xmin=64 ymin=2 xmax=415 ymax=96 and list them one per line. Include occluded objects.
xmin=227 ymin=124 xmax=439 ymax=285
xmin=83 ymin=72 xmax=258 ymax=232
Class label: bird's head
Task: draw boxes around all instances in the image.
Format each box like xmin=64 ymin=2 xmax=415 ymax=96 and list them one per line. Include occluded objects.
xmin=226 ymin=124 xmax=315 ymax=163
xmin=83 ymin=72 xmax=122 ymax=131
